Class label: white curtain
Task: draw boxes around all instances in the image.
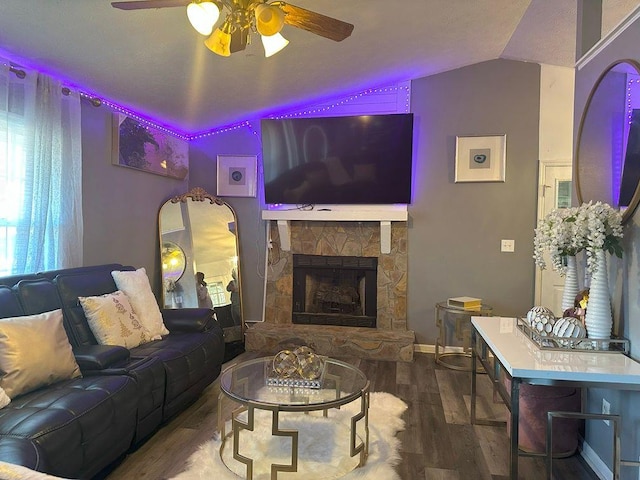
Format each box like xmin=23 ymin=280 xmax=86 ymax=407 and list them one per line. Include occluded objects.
xmin=0 ymin=63 xmax=82 ymax=275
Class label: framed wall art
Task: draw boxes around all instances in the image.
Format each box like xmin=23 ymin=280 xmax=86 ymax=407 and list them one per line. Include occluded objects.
xmin=112 ymin=114 xmax=189 ymax=180
xmin=454 ymin=134 xmax=506 ymax=183
xmin=216 ymin=155 xmax=258 ymax=197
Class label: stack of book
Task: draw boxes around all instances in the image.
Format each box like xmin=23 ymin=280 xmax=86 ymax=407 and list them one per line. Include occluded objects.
xmin=447 ymin=296 xmax=482 ymax=310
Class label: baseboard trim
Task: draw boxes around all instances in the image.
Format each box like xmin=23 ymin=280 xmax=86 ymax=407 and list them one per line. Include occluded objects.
xmin=580 ymin=440 xmax=611 ymax=480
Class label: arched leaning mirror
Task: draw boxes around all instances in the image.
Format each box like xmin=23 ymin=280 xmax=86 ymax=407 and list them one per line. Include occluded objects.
xmin=159 ymin=187 xmax=243 ymax=344
xmin=576 ymin=59 xmax=640 ymax=223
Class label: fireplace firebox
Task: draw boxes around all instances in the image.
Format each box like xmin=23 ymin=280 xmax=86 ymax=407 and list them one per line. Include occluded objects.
xmin=292 ymin=254 xmax=377 ymax=327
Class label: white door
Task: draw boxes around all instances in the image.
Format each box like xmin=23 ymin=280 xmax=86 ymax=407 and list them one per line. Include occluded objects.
xmin=534 ymin=163 xmax=573 ymax=316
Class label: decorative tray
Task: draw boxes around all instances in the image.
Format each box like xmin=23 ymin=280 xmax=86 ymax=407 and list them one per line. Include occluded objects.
xmin=516 ymin=318 xmax=630 ymax=354
xmin=265 ymin=376 xmax=323 ymax=389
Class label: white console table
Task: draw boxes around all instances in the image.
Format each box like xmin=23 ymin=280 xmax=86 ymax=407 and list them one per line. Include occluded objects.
xmin=471 ymin=316 xmax=640 ymax=480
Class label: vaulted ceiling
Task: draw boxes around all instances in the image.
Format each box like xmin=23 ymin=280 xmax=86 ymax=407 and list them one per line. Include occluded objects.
xmin=0 ymin=1 xmax=638 ymax=135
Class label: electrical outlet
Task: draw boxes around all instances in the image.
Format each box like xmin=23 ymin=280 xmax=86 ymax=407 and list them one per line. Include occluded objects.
xmin=602 ymin=398 xmax=610 ymax=426
xmin=501 ymin=239 xmax=515 ymax=252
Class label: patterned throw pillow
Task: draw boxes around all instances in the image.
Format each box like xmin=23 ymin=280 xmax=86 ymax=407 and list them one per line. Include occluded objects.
xmin=111 ymin=268 xmax=169 ymax=340
xmin=0 ymin=309 xmax=81 ymax=399
xmin=80 ymin=290 xmax=153 ymax=349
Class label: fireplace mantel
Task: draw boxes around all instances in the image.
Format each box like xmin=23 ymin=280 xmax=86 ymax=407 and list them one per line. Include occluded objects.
xmin=261 ymin=205 xmax=408 ymax=254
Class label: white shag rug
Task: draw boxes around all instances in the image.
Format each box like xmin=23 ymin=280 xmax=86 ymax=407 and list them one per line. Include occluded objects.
xmin=172 ymin=391 xmax=407 ymax=480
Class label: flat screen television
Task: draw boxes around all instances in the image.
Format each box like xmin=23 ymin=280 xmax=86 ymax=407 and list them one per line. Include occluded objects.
xmin=261 ymin=113 xmax=414 ymax=205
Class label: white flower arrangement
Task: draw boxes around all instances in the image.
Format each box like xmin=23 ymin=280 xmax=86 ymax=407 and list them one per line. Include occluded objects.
xmin=581 ymin=201 xmax=623 ymax=274
xmin=533 ymin=201 xmax=623 ymax=275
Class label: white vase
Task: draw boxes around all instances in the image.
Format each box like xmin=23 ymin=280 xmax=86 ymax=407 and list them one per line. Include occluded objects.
xmin=584 ymin=250 xmax=612 ymax=339
xmin=561 ymin=255 xmax=579 ymax=312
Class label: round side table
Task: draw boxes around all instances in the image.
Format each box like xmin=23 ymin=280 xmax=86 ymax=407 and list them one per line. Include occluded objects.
xmin=435 ymin=301 xmax=493 ymax=371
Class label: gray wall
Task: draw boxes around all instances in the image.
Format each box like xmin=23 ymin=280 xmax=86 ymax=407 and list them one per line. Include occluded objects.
xmin=574 ymin=20 xmax=640 ymax=477
xmin=80 ymin=59 xmax=543 ymax=341
xmin=187 ymin=128 xmax=267 ymax=324
xmin=167 ymin=59 xmax=542 ymax=342
xmin=407 ymin=59 xmax=541 ymax=343
xmin=81 ymin=104 xmax=189 ymax=295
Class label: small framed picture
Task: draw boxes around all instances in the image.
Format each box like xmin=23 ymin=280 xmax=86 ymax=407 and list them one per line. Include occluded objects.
xmin=454 ymin=135 xmax=506 ymax=183
xmin=216 ymin=155 xmax=258 ymax=197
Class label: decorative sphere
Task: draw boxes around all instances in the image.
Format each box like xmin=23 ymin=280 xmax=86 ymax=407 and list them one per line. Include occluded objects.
xmin=272 ymin=350 xmax=298 ymax=377
xmin=530 ymin=311 xmax=556 ymax=336
xmin=294 ymin=346 xmax=324 ymax=380
xmin=552 ymin=317 xmax=587 ymax=339
xmin=526 ymin=306 xmax=555 ymax=327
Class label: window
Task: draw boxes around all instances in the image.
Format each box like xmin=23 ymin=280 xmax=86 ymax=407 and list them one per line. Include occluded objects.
xmin=207 ymin=281 xmax=227 ymax=307
xmin=0 ymin=78 xmax=27 ymax=275
xmin=0 ymin=66 xmax=83 ymax=275
xmin=556 ymin=180 xmax=572 ymax=209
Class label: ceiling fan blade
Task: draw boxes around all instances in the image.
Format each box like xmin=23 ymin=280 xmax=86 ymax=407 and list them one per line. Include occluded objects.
xmin=281 ymin=3 xmax=354 ymax=42
xmin=111 ymin=0 xmax=189 ymax=10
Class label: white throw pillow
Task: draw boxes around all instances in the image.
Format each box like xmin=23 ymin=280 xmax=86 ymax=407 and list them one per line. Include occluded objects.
xmin=0 ymin=309 xmax=81 ymax=399
xmin=111 ymin=268 xmax=169 ymax=339
xmin=0 ymin=386 xmax=10 ymax=409
xmin=80 ymin=291 xmax=153 ymax=349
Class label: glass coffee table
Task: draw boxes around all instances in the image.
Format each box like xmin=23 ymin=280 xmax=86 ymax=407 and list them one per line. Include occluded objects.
xmin=218 ymin=356 xmax=370 ymax=480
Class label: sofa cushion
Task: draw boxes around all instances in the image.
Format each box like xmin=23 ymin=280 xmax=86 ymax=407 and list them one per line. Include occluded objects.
xmin=112 ymin=268 xmax=169 ymax=339
xmin=0 ymin=286 xmax=25 ymax=319
xmin=54 ymin=269 xmax=121 ymax=347
xmin=0 ymin=310 xmax=81 ymax=398
xmin=0 ymin=375 xmax=138 ymax=479
xmin=79 ymin=290 xmax=152 ymax=349
xmin=131 ymin=329 xmax=224 ymax=420
xmin=13 ymin=279 xmax=63 ymax=317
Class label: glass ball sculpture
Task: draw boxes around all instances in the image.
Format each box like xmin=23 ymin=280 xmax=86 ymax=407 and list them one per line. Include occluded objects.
xmin=294 ymin=346 xmax=324 ymax=380
xmin=272 ymin=350 xmax=298 ymax=377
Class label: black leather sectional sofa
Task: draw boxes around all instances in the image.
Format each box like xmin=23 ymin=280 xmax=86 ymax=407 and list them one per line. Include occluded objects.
xmin=0 ymin=263 xmax=226 ymax=479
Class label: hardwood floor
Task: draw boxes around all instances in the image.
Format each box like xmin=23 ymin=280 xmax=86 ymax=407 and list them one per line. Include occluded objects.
xmin=106 ymin=352 xmax=599 ymax=480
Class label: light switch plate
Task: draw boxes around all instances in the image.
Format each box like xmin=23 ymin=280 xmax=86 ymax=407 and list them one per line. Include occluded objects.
xmin=501 ymin=239 xmax=515 ymax=252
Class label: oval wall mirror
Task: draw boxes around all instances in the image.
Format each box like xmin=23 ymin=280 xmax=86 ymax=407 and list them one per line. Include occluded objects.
xmin=158 ymin=187 xmax=243 ymax=344
xmin=575 ymin=59 xmax=640 ymax=223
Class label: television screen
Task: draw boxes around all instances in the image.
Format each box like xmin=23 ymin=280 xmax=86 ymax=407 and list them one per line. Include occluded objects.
xmin=261 ymin=113 xmax=414 ymax=205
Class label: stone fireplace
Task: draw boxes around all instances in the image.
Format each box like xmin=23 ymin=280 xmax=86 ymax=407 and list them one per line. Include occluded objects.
xmin=292 ymin=254 xmax=377 ymax=327
xmin=245 ymin=220 xmax=415 ymax=361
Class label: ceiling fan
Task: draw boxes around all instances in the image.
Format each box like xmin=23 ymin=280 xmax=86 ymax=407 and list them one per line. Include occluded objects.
xmin=111 ymin=0 xmax=354 ymax=57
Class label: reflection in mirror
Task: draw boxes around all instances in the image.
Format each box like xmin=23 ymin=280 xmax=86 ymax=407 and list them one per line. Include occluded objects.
xmin=159 ymin=187 xmax=243 ymax=345
xmin=162 ymin=242 xmax=186 ymax=307
xmin=576 ymin=59 xmax=640 ymax=223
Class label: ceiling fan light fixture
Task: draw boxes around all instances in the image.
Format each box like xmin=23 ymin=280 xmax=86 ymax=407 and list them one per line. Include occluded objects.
xmin=255 ymin=4 xmax=285 ymax=36
xmin=187 ymin=1 xmax=220 ymax=36
xmin=204 ymin=19 xmax=233 ymax=56
xmin=261 ymin=32 xmax=289 ymax=57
